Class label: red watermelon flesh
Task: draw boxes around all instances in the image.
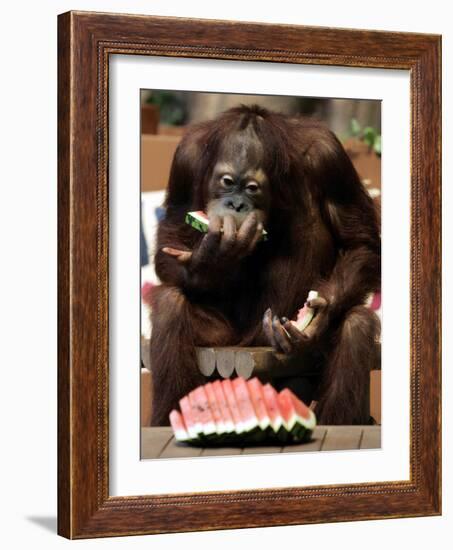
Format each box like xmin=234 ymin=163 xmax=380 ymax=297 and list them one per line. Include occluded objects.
xmin=285 ymin=388 xmax=310 ymax=419
xmin=178 ymin=396 xmax=198 ymax=440
xmin=232 ymin=377 xmax=259 ymax=432
xmin=190 ymin=387 xmax=216 ymax=436
xmin=278 ymin=388 xmax=316 ymax=432
xmin=221 ymin=379 xmax=244 ymax=433
xmin=188 ymin=391 xmax=203 ymax=436
xmin=169 ymin=409 xmax=190 ymax=442
xmin=204 ymin=382 xmax=227 ymax=434
xmin=284 ymin=388 xmax=316 ymax=430
xmin=173 ymin=378 xmax=315 ymax=445
xmin=212 ymin=380 xmax=235 ymax=433
xmin=262 ymin=383 xmax=284 ymax=433
xmin=292 ymin=290 xmax=319 ymax=332
xmin=247 ymin=378 xmax=270 ymax=431
xmin=277 ymin=389 xmax=299 ymax=432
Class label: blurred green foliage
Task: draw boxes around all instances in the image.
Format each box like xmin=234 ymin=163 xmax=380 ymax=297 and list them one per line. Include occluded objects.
xmin=146 ymin=91 xmax=187 ymax=125
xmin=349 ymin=118 xmax=381 ymax=156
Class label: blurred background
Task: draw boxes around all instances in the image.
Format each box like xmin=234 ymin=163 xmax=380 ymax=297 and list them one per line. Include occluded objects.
xmin=140 ymin=89 xmax=381 ymax=136
xmin=140 ymin=90 xmax=381 ymax=427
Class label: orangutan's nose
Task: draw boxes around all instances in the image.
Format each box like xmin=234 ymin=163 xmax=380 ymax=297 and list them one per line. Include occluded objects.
xmin=225 ymin=198 xmax=249 ymax=212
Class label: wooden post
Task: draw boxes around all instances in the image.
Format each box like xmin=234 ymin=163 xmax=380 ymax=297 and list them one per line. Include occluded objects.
xmin=216 ymin=349 xmax=236 ymax=378
xmin=235 ymin=350 xmax=256 ymax=379
xmin=196 ymin=347 xmax=216 ymax=376
xmin=140 ymin=368 xmax=153 ymax=427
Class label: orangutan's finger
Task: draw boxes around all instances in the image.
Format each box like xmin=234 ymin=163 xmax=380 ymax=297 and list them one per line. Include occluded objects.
xmin=162 ymin=247 xmax=193 ymax=264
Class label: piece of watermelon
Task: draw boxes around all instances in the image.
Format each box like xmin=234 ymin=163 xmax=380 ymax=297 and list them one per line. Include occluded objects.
xmin=232 ymin=377 xmax=266 ymax=443
xmin=204 ymin=382 xmax=227 ymax=435
xmin=232 ymin=377 xmax=259 ymax=432
xmin=292 ymin=290 xmax=319 ymax=332
xmin=285 ymin=388 xmax=316 ymax=431
xmin=212 ymin=380 xmax=235 ymax=434
xmin=262 ymin=383 xmax=287 ymax=442
xmin=171 ymin=377 xmax=316 ymax=447
xmin=221 ymin=379 xmax=245 ymax=434
xmin=191 ymin=386 xmax=217 ymax=437
xmin=187 ymin=391 xmax=204 ymax=438
xmin=278 ymin=388 xmax=316 ymax=442
xmin=169 ymin=409 xmax=191 ymax=442
xmin=178 ymin=396 xmax=199 ymax=440
xmin=277 ymin=390 xmax=303 ymax=440
xmin=247 ymin=378 xmax=271 ymax=432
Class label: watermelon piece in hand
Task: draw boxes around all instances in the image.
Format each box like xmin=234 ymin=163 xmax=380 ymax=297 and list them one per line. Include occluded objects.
xmin=292 ymin=290 xmax=319 ymax=332
xmin=185 ymin=210 xmax=268 ymax=240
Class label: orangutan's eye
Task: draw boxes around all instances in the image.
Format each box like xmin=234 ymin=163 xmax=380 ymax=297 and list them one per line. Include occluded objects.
xmin=221 ymin=175 xmax=235 ymax=187
xmin=246 ymin=182 xmax=259 ymax=193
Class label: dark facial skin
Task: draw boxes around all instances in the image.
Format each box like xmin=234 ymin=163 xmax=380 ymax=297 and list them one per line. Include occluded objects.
xmin=206 ymin=127 xmax=270 ymax=229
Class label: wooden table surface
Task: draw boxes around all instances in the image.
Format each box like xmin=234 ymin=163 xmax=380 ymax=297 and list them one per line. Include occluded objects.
xmin=141 ymin=425 xmax=381 ymax=459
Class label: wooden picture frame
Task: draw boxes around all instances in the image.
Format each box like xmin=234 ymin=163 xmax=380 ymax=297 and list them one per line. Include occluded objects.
xmin=58 ymin=11 xmax=441 ymax=538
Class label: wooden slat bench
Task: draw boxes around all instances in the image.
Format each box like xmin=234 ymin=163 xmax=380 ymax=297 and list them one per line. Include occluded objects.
xmin=141 ymin=425 xmax=381 ymax=459
xmin=196 ymin=346 xmax=320 ymax=380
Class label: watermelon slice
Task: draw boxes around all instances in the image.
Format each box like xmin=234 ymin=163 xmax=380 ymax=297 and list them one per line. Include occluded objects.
xmin=287 ymin=389 xmax=316 ymax=431
xmin=232 ymin=377 xmax=268 ymax=443
xmin=185 ymin=211 xmax=210 ymax=233
xmin=204 ymin=382 xmax=227 ymax=435
xmin=178 ymin=396 xmax=198 ymax=440
xmin=191 ymin=386 xmax=217 ymax=437
xmin=212 ymin=380 xmax=235 ymax=434
xmin=171 ymin=377 xmax=316 ymax=446
xmin=262 ymin=383 xmax=287 ymax=442
xmin=169 ymin=409 xmax=190 ymax=442
xmin=278 ymin=388 xmax=316 ymax=442
xmin=221 ymin=379 xmax=245 ymax=434
xmin=247 ymin=378 xmax=271 ymax=431
xmin=292 ymin=290 xmax=319 ymax=332
xmin=232 ymin=377 xmax=260 ymax=434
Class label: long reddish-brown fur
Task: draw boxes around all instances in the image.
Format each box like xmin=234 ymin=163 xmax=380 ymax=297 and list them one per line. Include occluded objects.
xmin=149 ymin=105 xmax=380 ymax=426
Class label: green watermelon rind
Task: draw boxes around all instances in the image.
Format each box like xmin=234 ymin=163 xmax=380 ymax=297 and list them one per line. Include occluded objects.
xmin=176 ymin=418 xmax=314 ymax=446
xmin=176 ymin=423 xmax=314 ymax=446
xmin=185 ymin=211 xmax=268 ymax=240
